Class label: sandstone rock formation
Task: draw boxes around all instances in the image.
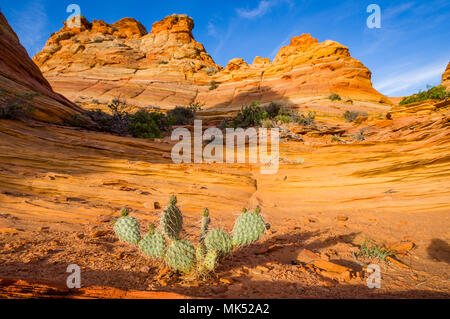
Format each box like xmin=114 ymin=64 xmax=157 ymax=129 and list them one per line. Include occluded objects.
xmin=442 ymin=62 xmax=450 ymax=89
xmin=33 ymin=14 xmax=390 ymax=116
xmin=0 ymin=11 xmax=89 ymax=124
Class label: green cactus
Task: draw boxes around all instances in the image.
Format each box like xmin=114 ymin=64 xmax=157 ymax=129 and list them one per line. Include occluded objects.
xmin=204 ymin=229 xmax=233 ymax=258
xmin=113 ymin=207 xmax=141 ymax=245
xmin=138 ymin=224 xmax=166 ymax=259
xmin=232 ymin=207 xmax=267 ymax=246
xmin=165 ymin=239 xmax=196 ymax=273
xmin=203 ymin=249 xmax=219 ymax=272
xmin=200 ymin=208 xmax=210 ymax=243
xmin=160 ymin=195 xmax=183 ymax=240
xmin=196 ymin=243 xmax=207 ymax=262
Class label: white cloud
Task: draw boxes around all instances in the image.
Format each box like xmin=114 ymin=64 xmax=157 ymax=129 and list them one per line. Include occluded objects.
xmin=207 ymin=21 xmax=218 ymax=37
xmin=236 ymin=0 xmax=276 ymax=19
xmin=374 ymin=61 xmax=447 ymax=96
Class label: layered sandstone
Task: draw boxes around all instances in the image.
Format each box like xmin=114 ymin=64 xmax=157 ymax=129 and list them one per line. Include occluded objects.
xmin=33 ymin=15 xmax=390 ymax=115
xmin=442 ymin=62 xmax=450 ymax=89
xmin=0 ymin=11 xmax=90 ymax=124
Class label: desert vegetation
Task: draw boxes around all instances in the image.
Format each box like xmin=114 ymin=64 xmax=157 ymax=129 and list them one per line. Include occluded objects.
xmin=225 ymin=101 xmax=316 ymax=128
xmin=399 ymin=85 xmax=449 ymax=105
xmin=85 ymin=98 xmax=203 ymax=138
xmin=328 ymin=93 xmax=342 ymax=101
xmin=113 ymin=196 xmax=268 ymax=278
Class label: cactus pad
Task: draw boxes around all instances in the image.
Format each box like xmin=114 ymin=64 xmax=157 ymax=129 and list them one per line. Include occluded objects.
xmin=138 ymin=224 xmax=166 ymax=259
xmin=160 ymin=196 xmax=183 ymax=240
xmin=204 ymin=229 xmax=233 ymax=258
xmin=113 ymin=208 xmax=141 ymax=245
xmin=232 ymin=208 xmax=267 ymax=246
xmin=165 ymin=239 xmax=195 ymax=273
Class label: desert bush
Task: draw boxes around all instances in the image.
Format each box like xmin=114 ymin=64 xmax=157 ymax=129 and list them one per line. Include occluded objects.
xmin=329 ymin=93 xmax=342 ymax=101
xmin=297 ymin=111 xmax=316 ymax=126
xmin=166 ymin=102 xmax=203 ymax=125
xmin=353 ymin=129 xmax=365 ymax=141
xmin=0 ymin=99 xmax=34 ymax=120
xmin=112 ymin=196 xmax=269 ymax=277
xmin=232 ymin=102 xmax=268 ymax=128
xmin=343 ymin=110 xmax=360 ymax=122
xmin=399 ymin=85 xmax=449 ymax=105
xmin=231 ymin=102 xmax=315 ymax=128
xmin=87 ymin=98 xmax=174 ymax=138
xmin=358 ymin=239 xmax=394 ymax=261
xmin=209 ymin=80 xmax=218 ymax=90
xmin=128 ymin=110 xmax=163 ymax=139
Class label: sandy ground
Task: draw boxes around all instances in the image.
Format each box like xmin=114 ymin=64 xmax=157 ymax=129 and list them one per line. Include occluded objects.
xmin=0 ymin=103 xmax=449 ymax=298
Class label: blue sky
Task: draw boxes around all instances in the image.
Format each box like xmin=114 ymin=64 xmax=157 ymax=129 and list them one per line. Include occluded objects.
xmin=1 ymin=0 xmax=449 ymax=97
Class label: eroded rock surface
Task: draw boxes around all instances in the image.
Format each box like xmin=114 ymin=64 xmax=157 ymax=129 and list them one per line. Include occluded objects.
xmin=33 ymin=15 xmax=390 ymax=115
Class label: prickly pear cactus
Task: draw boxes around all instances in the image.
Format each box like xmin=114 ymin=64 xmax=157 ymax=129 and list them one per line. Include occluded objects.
xmin=160 ymin=195 xmax=183 ymax=240
xmin=165 ymin=239 xmax=195 ymax=273
xmin=204 ymin=229 xmax=233 ymax=258
xmin=138 ymin=224 xmax=166 ymax=259
xmin=200 ymin=208 xmax=210 ymax=243
xmin=196 ymin=243 xmax=207 ymax=262
xmin=232 ymin=207 xmax=267 ymax=246
xmin=204 ymin=249 xmax=219 ymax=271
xmin=113 ymin=207 xmax=141 ymax=245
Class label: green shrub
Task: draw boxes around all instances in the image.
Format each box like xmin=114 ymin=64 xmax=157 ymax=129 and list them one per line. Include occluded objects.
xmin=343 ymin=110 xmax=359 ymax=122
xmin=399 ymin=85 xmax=449 ymax=105
xmin=231 ymin=102 xmax=315 ymax=128
xmin=166 ymin=102 xmax=203 ymax=126
xmin=358 ymin=239 xmax=394 ymax=261
xmin=329 ymin=93 xmax=342 ymax=101
xmin=128 ymin=110 xmax=162 ymax=139
xmin=87 ymin=98 xmax=175 ymax=138
xmin=232 ymin=102 xmax=267 ymax=128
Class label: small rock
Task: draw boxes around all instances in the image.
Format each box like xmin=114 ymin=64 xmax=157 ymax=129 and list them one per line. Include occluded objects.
xmin=336 ymin=215 xmax=348 ymax=222
xmin=255 ymin=244 xmax=283 ymax=255
xmin=256 ymin=265 xmax=270 ymax=273
xmin=210 ymin=286 xmax=228 ymax=294
xmin=116 ymin=252 xmax=125 ymax=260
xmin=39 ymin=226 xmax=50 ymax=232
xmin=219 ymin=278 xmax=232 ymax=285
xmin=96 ymin=215 xmax=113 ymax=223
xmin=123 ymin=265 xmax=132 ymax=271
xmin=313 ymin=260 xmax=352 ymax=274
xmin=389 ymin=241 xmax=414 ymax=252
xmin=90 ymin=230 xmax=109 ymax=238
xmin=0 ymin=227 xmax=19 ymax=235
xmin=75 ymin=233 xmax=85 ymax=240
xmin=297 ymin=248 xmax=320 ymax=262
xmin=157 ymin=278 xmax=168 ymax=286
xmin=154 ymin=202 xmax=161 ymax=209
xmin=300 ymin=217 xmax=315 ymax=224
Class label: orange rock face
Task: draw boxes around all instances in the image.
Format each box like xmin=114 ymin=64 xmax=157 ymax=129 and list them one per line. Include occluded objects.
xmin=33 ymin=15 xmax=390 ymax=115
xmin=0 ymin=12 xmax=89 ymax=124
xmin=442 ymin=62 xmax=450 ymax=89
